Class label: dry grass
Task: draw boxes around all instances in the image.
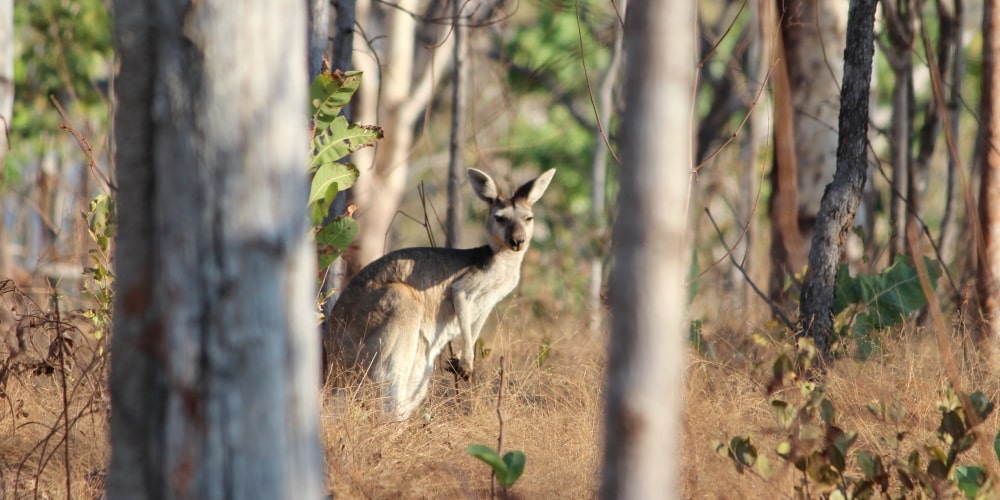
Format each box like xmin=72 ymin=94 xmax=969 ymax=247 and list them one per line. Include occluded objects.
xmin=323 ymin=310 xmax=605 ymax=499
xmin=3 ymin=281 xmax=999 ymax=499
xmin=0 ymin=282 xmax=109 ymax=499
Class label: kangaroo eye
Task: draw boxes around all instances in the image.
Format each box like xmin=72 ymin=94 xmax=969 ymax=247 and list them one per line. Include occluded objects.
xmin=494 ymin=214 xmax=507 ymax=223
xmin=525 ymin=216 xmax=534 ymax=222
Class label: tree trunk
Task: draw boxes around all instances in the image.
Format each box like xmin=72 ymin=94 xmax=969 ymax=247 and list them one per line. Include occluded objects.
xmin=108 ymin=1 xmax=324 ymax=498
xmin=588 ymin=0 xmax=625 ymax=335
xmin=978 ymin=0 xmax=1000 ymax=350
xmin=884 ymin=0 xmax=915 ymax=262
xmin=601 ymin=0 xmax=692 ymax=497
xmin=309 ymin=0 xmax=329 ymax=80
xmin=769 ymin=3 xmax=806 ymax=304
xmin=938 ymin=0 xmax=964 ymax=266
xmin=780 ymin=0 xmax=849 ymax=242
xmin=0 ymin=0 xmax=13 ymax=281
xmin=799 ymin=0 xmax=877 ymax=359
xmin=346 ymin=0 xmax=454 ymax=275
xmin=446 ymin=0 xmax=469 ymax=249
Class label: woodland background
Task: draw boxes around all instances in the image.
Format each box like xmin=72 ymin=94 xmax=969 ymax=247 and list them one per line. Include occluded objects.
xmin=1 ymin=0 xmax=1000 ymax=497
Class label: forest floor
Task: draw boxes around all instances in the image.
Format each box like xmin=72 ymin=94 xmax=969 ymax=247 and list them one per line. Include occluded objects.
xmin=1 ymin=283 xmax=997 ymax=499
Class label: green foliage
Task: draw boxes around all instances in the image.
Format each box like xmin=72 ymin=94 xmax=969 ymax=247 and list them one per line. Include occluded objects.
xmin=307 ymin=70 xmax=382 ymax=267
xmin=718 ymin=342 xmax=1000 ymax=498
xmin=81 ymin=194 xmax=115 ymax=342
xmin=688 ymin=319 xmax=715 ymax=359
xmin=467 ymin=444 xmax=527 ymax=489
xmin=833 ymin=256 xmax=941 ymax=359
xmin=536 ymin=338 xmax=552 ymax=368
xmin=10 ymin=0 xmax=113 ymax=180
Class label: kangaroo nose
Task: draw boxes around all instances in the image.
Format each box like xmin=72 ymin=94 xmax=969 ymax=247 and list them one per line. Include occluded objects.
xmin=510 ymin=236 xmax=525 ymax=250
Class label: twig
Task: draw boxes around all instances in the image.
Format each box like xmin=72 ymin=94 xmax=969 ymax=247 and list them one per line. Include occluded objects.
xmin=493 ymin=355 xmax=506 ymax=499
xmin=52 ymin=291 xmax=72 ymax=500
xmin=49 ymin=95 xmax=117 ymax=194
xmin=705 ymin=208 xmax=796 ymax=330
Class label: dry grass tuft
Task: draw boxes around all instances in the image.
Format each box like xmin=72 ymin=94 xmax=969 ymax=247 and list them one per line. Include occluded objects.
xmin=0 ymin=281 xmax=109 ymax=499
xmin=323 ymin=312 xmax=605 ymax=499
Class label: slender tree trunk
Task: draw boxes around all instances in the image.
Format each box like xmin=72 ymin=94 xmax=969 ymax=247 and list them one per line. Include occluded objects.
xmin=309 ymin=0 xmax=329 ymax=80
xmin=0 ymin=0 xmax=13 ymax=281
xmin=108 ymin=1 xmax=324 ymax=498
xmin=938 ymin=0 xmax=964 ymax=266
xmin=347 ymin=0 xmax=454 ymax=275
xmin=769 ymin=10 xmax=806 ymax=304
xmin=780 ymin=0 xmax=849 ymax=245
xmin=799 ymin=0 xmax=877 ymax=360
xmin=332 ymin=0 xmax=356 ymax=74
xmin=978 ymin=0 xmax=1000 ymax=350
xmin=588 ymin=0 xmax=625 ymax=335
xmin=446 ymin=0 xmax=470 ymax=249
xmin=602 ymin=0 xmax=692 ymax=497
xmin=884 ymin=0 xmax=915 ymax=262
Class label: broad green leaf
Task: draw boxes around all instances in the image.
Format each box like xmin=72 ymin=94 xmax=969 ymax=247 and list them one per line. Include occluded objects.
xmin=467 ymin=444 xmax=509 ymax=478
xmin=755 ymin=454 xmax=773 ymax=479
xmin=316 ymin=215 xmax=358 ymax=270
xmin=820 ymin=398 xmax=837 ymax=425
xmin=769 ymin=399 xmax=797 ymax=430
xmin=501 ymin=451 xmax=526 ymax=487
xmin=776 ymin=440 xmax=792 ymax=459
xmin=309 ymin=162 xmax=359 ymax=207
xmin=772 ymin=353 xmax=794 ymax=387
xmin=955 ymin=466 xmax=986 ymax=498
xmin=310 ymin=70 xmax=362 ymax=126
xmin=730 ymin=435 xmax=757 ymax=470
xmin=970 ymin=390 xmax=995 ymax=421
xmin=856 ymin=451 xmax=883 ymax=479
xmin=311 ymin=117 xmax=383 ymax=169
xmin=831 ymin=430 xmax=857 ymax=473
xmin=833 ymin=256 xmax=942 ymax=335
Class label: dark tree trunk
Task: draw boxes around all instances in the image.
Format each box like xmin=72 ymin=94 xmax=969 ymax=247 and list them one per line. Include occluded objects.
xmin=798 ymin=0 xmax=877 ymax=359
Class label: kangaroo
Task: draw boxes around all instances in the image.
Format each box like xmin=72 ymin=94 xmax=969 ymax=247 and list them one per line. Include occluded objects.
xmin=324 ymin=168 xmax=555 ymax=420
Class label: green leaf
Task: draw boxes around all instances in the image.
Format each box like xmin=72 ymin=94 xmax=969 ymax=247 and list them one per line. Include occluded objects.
xmin=820 ymin=398 xmax=837 ymax=425
xmin=311 ymin=117 xmax=383 ymax=169
xmin=772 ymin=353 xmax=794 ymax=387
xmin=970 ymin=390 xmax=995 ymax=421
xmin=501 ymin=451 xmax=526 ymax=487
xmin=755 ymin=454 xmax=773 ymax=479
xmin=310 ymin=70 xmax=362 ymax=126
xmin=688 ymin=319 xmax=714 ymax=359
xmin=467 ymin=444 xmax=509 ymax=479
xmin=830 ymin=430 xmax=857 ymax=473
xmin=776 ymin=440 xmax=792 ymax=459
xmin=316 ymin=215 xmax=359 ymax=270
xmin=731 ymin=435 xmax=757 ymax=469
xmin=833 ymin=256 xmax=941 ymax=335
xmin=536 ymin=338 xmax=551 ymax=368
xmin=994 ymin=429 xmax=1000 ymax=463
xmin=769 ymin=399 xmax=797 ymax=430
xmin=955 ymin=466 xmax=986 ymax=498
xmin=309 ymin=162 xmax=359 ymax=207
xmin=856 ymin=451 xmax=885 ymax=481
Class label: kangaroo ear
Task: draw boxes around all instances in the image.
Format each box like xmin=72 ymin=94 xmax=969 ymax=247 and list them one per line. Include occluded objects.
xmin=468 ymin=168 xmax=499 ymax=203
xmin=513 ymin=168 xmax=556 ymax=205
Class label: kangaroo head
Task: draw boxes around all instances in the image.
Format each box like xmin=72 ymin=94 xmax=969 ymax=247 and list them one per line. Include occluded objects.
xmin=468 ymin=168 xmax=556 ymax=254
